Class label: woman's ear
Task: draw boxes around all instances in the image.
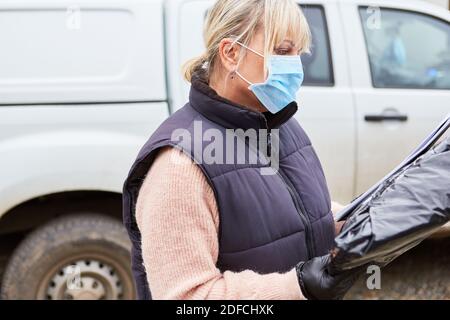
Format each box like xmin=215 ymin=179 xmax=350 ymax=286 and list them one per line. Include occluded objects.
xmin=218 ymin=38 xmax=241 ymax=73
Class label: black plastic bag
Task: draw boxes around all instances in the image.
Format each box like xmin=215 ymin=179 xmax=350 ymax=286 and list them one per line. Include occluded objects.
xmin=329 ymin=135 xmax=450 ymax=274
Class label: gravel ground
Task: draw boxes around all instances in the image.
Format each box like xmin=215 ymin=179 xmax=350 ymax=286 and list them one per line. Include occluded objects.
xmin=346 ymin=238 xmax=450 ymax=300
xmin=0 ymin=238 xmax=448 ymax=300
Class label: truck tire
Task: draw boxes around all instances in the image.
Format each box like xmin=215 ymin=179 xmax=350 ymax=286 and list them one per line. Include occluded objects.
xmin=0 ymin=214 xmax=136 ymax=300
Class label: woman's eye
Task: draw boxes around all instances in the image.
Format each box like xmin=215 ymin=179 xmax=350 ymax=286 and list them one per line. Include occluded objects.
xmin=276 ymin=48 xmax=289 ymax=55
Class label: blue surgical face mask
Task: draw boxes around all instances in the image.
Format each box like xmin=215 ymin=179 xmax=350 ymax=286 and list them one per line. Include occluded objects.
xmin=235 ymin=41 xmax=304 ymax=114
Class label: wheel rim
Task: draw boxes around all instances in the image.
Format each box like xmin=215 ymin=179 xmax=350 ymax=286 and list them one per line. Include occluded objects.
xmin=43 ymin=258 xmax=125 ymax=300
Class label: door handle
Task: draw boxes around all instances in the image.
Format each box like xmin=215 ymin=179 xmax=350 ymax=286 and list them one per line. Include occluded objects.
xmin=364 ymin=114 xmax=408 ymax=122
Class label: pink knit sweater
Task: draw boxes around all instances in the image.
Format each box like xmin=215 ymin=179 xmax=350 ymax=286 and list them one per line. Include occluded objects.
xmin=136 ymin=147 xmax=341 ymax=300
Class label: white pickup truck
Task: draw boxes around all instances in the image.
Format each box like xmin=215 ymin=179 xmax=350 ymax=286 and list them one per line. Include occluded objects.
xmin=0 ymin=0 xmax=449 ymax=300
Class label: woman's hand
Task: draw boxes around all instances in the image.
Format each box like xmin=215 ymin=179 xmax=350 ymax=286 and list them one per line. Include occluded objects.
xmin=334 ymin=220 xmax=345 ymax=235
xmin=331 ymin=201 xmax=346 ymax=235
xmin=295 ymin=254 xmax=364 ymax=300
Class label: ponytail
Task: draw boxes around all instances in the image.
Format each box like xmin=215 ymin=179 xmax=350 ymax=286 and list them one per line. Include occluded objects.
xmin=181 ymin=53 xmax=208 ymax=83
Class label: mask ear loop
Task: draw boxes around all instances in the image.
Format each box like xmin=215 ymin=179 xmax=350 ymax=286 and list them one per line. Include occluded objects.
xmin=234 ymin=70 xmax=252 ymax=86
xmin=235 ymin=41 xmax=265 ymax=58
xmin=233 ymin=41 xmax=265 ymax=86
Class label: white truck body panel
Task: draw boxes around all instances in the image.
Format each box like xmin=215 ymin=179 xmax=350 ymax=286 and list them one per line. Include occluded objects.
xmin=0 ymin=0 xmax=167 ymax=103
xmin=0 ymin=0 xmax=170 ymax=216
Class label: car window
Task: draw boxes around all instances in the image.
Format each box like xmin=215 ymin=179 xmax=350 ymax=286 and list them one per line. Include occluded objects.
xmin=300 ymin=5 xmax=334 ymax=86
xmin=359 ymin=7 xmax=450 ymax=90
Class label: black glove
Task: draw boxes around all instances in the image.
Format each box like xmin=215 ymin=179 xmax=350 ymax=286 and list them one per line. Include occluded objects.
xmin=295 ymin=254 xmax=365 ymax=300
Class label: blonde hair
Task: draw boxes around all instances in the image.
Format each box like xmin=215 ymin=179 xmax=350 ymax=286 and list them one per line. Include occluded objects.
xmin=182 ymin=0 xmax=311 ymax=83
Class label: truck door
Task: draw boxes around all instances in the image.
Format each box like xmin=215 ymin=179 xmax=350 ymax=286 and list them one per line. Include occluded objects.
xmin=294 ymin=2 xmax=356 ymax=203
xmin=340 ymin=2 xmax=450 ymax=195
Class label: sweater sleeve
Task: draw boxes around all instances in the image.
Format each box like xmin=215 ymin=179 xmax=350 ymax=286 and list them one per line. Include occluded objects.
xmin=135 ymin=146 xmax=305 ymax=300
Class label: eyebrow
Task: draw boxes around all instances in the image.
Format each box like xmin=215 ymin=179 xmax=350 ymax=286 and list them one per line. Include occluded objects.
xmin=276 ymin=40 xmax=296 ymax=48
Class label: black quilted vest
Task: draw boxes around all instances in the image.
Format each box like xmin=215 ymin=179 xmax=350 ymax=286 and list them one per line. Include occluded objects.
xmin=122 ymin=76 xmax=335 ymax=299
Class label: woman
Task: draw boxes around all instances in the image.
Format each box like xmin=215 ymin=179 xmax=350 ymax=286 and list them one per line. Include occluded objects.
xmin=122 ymin=0 xmax=359 ymax=300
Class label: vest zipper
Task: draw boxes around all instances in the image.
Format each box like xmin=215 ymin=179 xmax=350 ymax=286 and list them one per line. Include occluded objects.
xmin=266 ymin=126 xmax=315 ymax=260
xmin=275 ymin=169 xmax=315 ymax=260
